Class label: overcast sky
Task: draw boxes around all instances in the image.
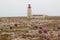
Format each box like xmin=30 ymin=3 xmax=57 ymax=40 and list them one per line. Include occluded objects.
xmin=0 ymin=0 xmax=60 ymax=17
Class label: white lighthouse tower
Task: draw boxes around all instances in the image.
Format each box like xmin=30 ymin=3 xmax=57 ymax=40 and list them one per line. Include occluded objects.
xmin=27 ymin=4 xmax=32 ymax=18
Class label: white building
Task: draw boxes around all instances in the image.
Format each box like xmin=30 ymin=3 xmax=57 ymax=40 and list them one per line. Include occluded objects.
xmin=27 ymin=4 xmax=47 ymax=19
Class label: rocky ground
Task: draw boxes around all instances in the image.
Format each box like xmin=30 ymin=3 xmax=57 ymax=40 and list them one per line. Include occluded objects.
xmin=0 ymin=18 xmax=60 ymax=40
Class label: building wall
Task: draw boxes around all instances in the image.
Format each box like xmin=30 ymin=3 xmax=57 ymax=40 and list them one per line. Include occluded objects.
xmin=32 ymin=15 xmax=46 ymax=19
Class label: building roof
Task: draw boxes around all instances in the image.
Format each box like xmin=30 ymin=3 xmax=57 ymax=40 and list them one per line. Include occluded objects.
xmin=32 ymin=15 xmax=44 ymax=16
xmin=28 ymin=4 xmax=31 ymax=8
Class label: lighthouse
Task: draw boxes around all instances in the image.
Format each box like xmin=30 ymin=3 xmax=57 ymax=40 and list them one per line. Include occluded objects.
xmin=27 ymin=4 xmax=32 ymax=18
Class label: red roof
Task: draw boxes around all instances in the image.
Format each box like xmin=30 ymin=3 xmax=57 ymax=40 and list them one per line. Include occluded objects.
xmin=28 ymin=4 xmax=31 ymax=8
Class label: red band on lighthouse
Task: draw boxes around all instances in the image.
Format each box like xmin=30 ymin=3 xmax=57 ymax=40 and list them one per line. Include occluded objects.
xmin=28 ymin=4 xmax=31 ymax=8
